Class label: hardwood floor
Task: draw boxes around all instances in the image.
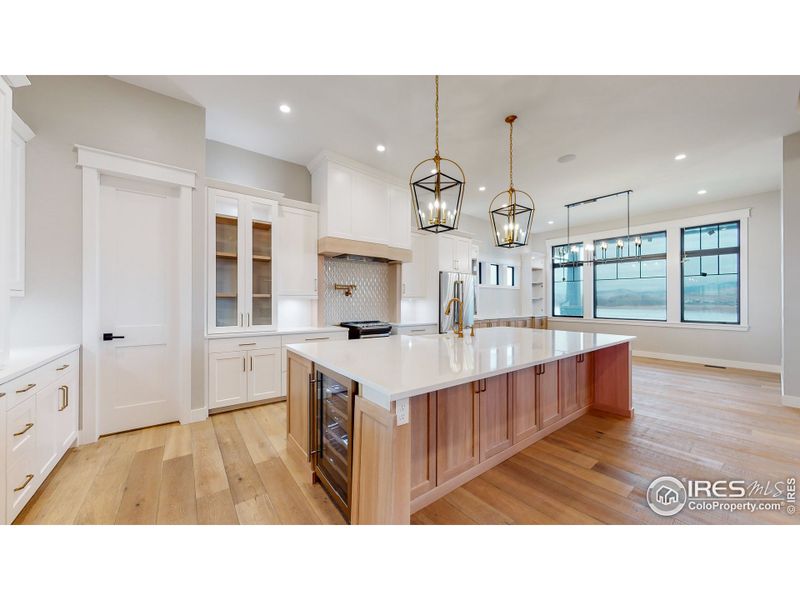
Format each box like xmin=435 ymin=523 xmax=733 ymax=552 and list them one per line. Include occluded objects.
xmin=15 ymin=358 xmax=800 ymax=525
xmin=15 ymin=402 xmax=346 ymax=525
xmin=413 ymin=358 xmax=800 ymax=524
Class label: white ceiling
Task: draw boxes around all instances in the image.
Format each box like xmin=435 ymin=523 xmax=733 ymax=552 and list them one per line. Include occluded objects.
xmin=115 ymin=75 xmax=800 ymax=231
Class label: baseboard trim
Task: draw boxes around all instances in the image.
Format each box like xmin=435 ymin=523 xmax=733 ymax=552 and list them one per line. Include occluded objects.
xmin=781 ymin=395 xmax=800 ymax=408
xmin=188 ymin=407 xmax=209 ymax=423
xmin=632 ymin=350 xmax=781 ymax=374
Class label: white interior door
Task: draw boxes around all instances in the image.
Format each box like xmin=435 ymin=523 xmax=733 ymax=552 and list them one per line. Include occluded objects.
xmin=98 ymin=176 xmax=181 ymax=435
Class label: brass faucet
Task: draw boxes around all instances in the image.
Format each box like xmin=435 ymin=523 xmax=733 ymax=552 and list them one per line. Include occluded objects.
xmin=444 ymin=297 xmax=474 ymax=338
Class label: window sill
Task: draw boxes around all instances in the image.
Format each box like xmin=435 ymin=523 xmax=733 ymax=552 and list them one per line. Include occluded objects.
xmin=547 ymin=316 xmax=749 ymax=332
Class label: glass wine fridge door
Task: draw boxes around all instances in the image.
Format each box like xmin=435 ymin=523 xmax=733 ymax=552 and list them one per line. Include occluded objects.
xmin=315 ymin=367 xmax=353 ymax=515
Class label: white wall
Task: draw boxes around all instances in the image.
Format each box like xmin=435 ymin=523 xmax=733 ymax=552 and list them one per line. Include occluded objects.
xmin=206 ymin=139 xmax=311 ymax=202
xmin=10 ymin=76 xmax=208 ymax=407
xmin=529 ymin=191 xmax=782 ymax=370
xmin=782 ymin=133 xmax=800 ymax=397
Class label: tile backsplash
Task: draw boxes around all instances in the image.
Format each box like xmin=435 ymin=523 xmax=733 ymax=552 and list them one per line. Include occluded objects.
xmin=323 ymin=256 xmax=390 ymax=324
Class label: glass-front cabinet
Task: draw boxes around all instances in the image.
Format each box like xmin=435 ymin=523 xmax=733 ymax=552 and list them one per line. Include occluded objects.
xmin=208 ymin=188 xmax=277 ymax=333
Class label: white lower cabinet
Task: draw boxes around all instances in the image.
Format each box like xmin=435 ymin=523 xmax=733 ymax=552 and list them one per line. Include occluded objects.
xmin=208 ymin=351 xmax=249 ymax=410
xmin=248 ymin=348 xmax=281 ymax=402
xmin=3 ymin=349 xmax=80 ymax=524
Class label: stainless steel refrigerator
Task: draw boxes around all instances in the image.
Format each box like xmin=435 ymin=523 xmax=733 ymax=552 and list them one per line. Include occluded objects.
xmin=439 ymin=272 xmax=477 ymax=334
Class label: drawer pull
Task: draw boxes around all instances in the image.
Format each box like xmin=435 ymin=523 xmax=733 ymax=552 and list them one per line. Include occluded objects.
xmin=410 ymin=329 xmax=426 ymax=333
xmin=16 ymin=383 xmax=36 ymax=394
xmin=305 ymin=337 xmax=330 ymax=341
xmin=13 ymin=422 xmax=34 ymax=436
xmin=14 ymin=474 xmax=34 ymax=493
xmin=59 ymin=386 xmax=68 ymax=411
xmin=56 ymin=364 xmax=70 ymax=371
xmin=238 ymin=342 xmax=257 ymax=346
xmin=0 ymin=392 xmax=5 ymax=398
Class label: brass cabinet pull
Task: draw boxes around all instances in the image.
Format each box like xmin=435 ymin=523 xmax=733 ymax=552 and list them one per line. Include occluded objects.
xmin=243 ymin=357 xmax=246 ymax=372
xmin=58 ymin=386 xmax=68 ymax=411
xmin=14 ymin=474 xmax=34 ymax=493
xmin=16 ymin=383 xmax=36 ymax=394
xmin=481 ymin=379 xmax=487 ymax=393
xmin=250 ymin=356 xmax=253 ymax=371
xmin=304 ymin=336 xmax=330 ymax=342
xmin=13 ymin=422 xmax=34 ymax=436
xmin=56 ymin=364 xmax=70 ymax=371
xmin=0 ymin=392 xmax=5 ymax=398
xmin=238 ymin=342 xmax=257 ymax=346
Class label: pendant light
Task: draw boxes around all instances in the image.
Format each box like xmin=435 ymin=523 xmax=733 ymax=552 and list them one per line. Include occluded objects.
xmin=490 ymin=115 xmax=534 ymax=248
xmin=409 ymin=76 xmax=465 ymax=233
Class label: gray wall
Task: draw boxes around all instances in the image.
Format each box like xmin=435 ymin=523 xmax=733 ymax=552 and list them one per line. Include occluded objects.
xmin=10 ymin=76 xmax=208 ymax=408
xmin=529 ymin=191 xmax=782 ymax=369
xmin=782 ymin=133 xmax=800 ymax=397
xmin=206 ymin=139 xmax=311 ymax=202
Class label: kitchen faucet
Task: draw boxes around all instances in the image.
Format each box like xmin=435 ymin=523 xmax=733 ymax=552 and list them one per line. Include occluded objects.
xmin=444 ymin=297 xmax=474 ymax=338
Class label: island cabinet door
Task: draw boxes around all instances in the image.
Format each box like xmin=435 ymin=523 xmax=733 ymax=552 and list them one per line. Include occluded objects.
xmin=286 ymin=352 xmax=314 ymax=461
xmin=576 ymin=353 xmax=594 ymax=408
xmin=479 ymin=374 xmax=513 ymax=461
xmin=536 ymin=362 xmax=560 ymax=429
xmin=436 ymin=382 xmax=479 ymax=485
xmin=410 ymin=393 xmax=437 ymax=500
xmin=511 ymin=366 xmax=538 ymax=444
xmin=559 ymin=356 xmax=580 ymax=416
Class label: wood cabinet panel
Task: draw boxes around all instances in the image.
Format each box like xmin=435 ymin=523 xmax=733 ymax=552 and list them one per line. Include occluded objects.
xmin=577 ymin=353 xmax=594 ymax=408
xmin=410 ymin=393 xmax=436 ymax=499
xmin=479 ymin=375 xmax=512 ymax=461
xmin=286 ymin=352 xmax=313 ymax=460
xmin=536 ymin=362 xmax=560 ymax=429
xmin=436 ymin=382 xmax=479 ymax=484
xmin=511 ymin=366 xmax=538 ymax=443
xmin=559 ymin=356 xmax=580 ymax=416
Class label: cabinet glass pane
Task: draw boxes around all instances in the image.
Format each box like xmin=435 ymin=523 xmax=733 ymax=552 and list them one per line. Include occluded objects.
xmin=251 ymin=202 xmax=273 ymax=327
xmin=215 ymin=197 xmax=239 ymax=328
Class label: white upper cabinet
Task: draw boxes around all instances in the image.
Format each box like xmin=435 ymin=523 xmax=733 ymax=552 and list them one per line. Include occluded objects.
xmin=434 ymin=233 xmax=473 ymax=274
xmin=9 ymin=113 xmax=33 ymax=296
xmin=0 ymin=79 xmax=12 ymax=368
xmin=402 ymin=233 xmax=427 ymax=298
xmin=278 ymin=205 xmax=318 ymax=297
xmin=208 ymin=187 xmax=278 ymax=333
xmin=310 ymin=152 xmax=411 ymax=250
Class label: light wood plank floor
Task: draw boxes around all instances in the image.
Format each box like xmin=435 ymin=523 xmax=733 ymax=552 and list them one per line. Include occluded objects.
xmin=16 ymin=358 xmax=800 ymax=525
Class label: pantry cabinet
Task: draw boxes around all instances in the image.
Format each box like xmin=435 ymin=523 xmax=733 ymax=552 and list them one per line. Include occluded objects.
xmin=208 ymin=187 xmax=278 ymax=333
xmin=278 ymin=205 xmax=318 ymax=297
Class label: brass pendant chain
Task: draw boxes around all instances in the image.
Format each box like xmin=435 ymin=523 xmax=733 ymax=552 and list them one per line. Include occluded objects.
xmin=509 ymin=118 xmax=514 ymax=190
xmin=434 ymin=75 xmax=440 ymax=158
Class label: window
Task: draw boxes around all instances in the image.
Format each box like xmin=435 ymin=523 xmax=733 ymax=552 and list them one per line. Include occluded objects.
xmin=552 ymin=243 xmax=583 ymax=317
xmin=505 ymin=266 xmax=516 ymax=286
xmin=681 ymin=221 xmax=740 ymax=324
xmin=489 ymin=263 xmax=499 ymax=285
xmin=593 ymin=231 xmax=667 ymax=321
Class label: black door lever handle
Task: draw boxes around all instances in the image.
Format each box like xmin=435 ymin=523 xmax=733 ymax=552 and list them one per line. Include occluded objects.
xmin=102 ymin=333 xmax=125 ymax=341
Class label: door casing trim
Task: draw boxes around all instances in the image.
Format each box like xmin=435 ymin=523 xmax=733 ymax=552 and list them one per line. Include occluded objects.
xmin=77 ymin=145 xmax=195 ymax=444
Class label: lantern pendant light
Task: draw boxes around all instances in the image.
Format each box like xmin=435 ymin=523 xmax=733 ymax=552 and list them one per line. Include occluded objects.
xmin=409 ymin=75 xmax=466 ymax=233
xmin=490 ymin=115 xmax=535 ymax=248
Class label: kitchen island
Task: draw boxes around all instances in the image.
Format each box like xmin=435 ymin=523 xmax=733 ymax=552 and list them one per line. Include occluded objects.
xmin=286 ymin=327 xmax=634 ymax=524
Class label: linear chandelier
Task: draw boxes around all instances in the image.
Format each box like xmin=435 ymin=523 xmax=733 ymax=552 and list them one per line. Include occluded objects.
xmin=409 ymin=75 xmax=465 ymax=234
xmin=556 ymin=189 xmax=640 ymax=268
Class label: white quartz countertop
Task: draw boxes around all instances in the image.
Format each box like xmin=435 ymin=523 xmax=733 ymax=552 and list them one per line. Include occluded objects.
xmin=207 ymin=325 xmax=347 ymax=339
xmin=287 ymin=327 xmax=634 ymax=408
xmin=0 ymin=344 xmax=80 ymax=386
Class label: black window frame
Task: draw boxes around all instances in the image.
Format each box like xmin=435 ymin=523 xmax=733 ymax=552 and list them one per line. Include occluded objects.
xmin=680 ymin=220 xmax=741 ymax=325
xmin=505 ymin=265 xmax=516 ymax=287
xmin=551 ymin=243 xmax=584 ymax=318
xmin=592 ymin=230 xmax=668 ymax=322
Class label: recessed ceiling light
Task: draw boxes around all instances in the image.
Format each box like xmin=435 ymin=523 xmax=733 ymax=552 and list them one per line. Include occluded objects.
xmin=479 ymin=186 xmax=486 ymax=191
xmin=376 ymin=144 xmax=386 ymax=152
xmin=557 ymin=154 xmax=576 ymax=163
xmin=279 ymin=104 xmax=291 ymax=114
xmin=674 ymin=153 xmax=687 ymax=161
xmin=697 ymin=189 xmax=707 ymax=195
xmin=547 ymin=220 xmax=554 ymax=225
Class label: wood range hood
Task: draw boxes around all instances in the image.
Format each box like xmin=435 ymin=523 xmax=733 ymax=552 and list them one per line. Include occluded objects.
xmin=317 ymin=236 xmax=412 ymax=263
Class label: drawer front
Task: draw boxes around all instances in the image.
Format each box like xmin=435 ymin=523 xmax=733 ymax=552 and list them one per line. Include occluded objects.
xmin=208 ymin=335 xmax=281 ymax=354
xmin=396 ymin=325 xmax=437 ymax=336
xmin=281 ymin=331 xmax=348 ymax=372
xmin=7 ymin=395 xmax=37 ymax=464
xmin=7 ymin=447 xmax=39 ymax=523
xmin=0 ymin=350 xmax=79 ymax=411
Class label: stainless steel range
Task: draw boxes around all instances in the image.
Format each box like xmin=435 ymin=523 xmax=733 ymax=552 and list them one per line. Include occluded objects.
xmin=339 ymin=320 xmax=393 ymax=339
